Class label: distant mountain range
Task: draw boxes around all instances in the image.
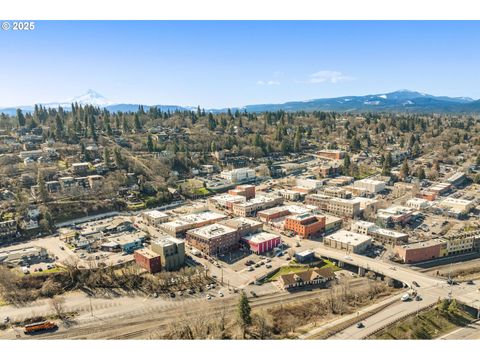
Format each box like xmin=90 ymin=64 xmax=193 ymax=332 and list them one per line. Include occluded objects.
xmin=2 ymin=89 xmax=480 ymax=115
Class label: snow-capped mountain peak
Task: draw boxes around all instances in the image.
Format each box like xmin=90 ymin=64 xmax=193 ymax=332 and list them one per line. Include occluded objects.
xmin=67 ymin=89 xmax=116 ymax=106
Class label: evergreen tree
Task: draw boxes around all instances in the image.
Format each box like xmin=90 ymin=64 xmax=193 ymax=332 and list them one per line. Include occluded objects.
xmin=103 ymin=147 xmax=111 ymax=166
xmin=37 ymin=170 xmax=48 ymax=204
xmin=16 ymin=109 xmax=26 ymax=127
xmin=147 ymin=134 xmax=154 ymax=152
xmin=238 ymin=291 xmax=252 ymax=338
xmin=294 ymin=127 xmax=302 ymax=152
xmin=382 ymin=152 xmax=393 ymax=176
xmin=416 ymin=167 xmax=426 ymax=180
xmin=448 ymin=299 xmax=457 ymax=314
xmin=400 ymin=159 xmax=410 ymax=179
xmin=55 ymin=114 xmax=64 ymax=140
xmin=134 ymin=113 xmax=142 ymax=131
xmin=343 ymin=154 xmax=351 ymax=175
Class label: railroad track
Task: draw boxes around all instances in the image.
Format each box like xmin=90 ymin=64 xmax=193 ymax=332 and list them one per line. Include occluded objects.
xmin=30 ymin=279 xmax=368 ymax=339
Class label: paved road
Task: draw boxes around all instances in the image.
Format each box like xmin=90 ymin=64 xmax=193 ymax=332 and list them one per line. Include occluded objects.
xmin=309 ymin=245 xmax=480 ymax=339
xmin=438 ymin=321 xmax=480 ymax=340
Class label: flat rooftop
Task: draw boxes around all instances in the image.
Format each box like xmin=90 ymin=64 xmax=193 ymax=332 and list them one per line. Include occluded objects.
xmin=152 ymin=235 xmax=184 ymax=246
xmin=162 ymin=211 xmax=227 ymax=228
xmin=286 ymin=212 xmax=319 ymax=221
xmin=109 ymin=232 xmax=146 ymax=245
xmin=374 ymin=228 xmax=407 ymax=238
xmin=188 ymin=223 xmax=237 ymax=239
xmin=143 ymin=210 xmax=169 ymax=219
xmin=242 ymin=231 xmax=279 ymax=244
xmin=326 ymin=230 xmax=372 ymax=245
xmin=135 ymin=248 xmax=159 ymax=259
xmin=398 ymin=240 xmax=441 ymax=250
xmin=222 ymin=217 xmax=262 ymax=227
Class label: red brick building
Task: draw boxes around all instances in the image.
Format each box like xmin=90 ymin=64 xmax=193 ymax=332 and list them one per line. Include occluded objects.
xmin=134 ymin=248 xmax=162 ymax=273
xmin=284 ymin=213 xmax=326 ymax=239
xmin=394 ymin=240 xmax=442 ymax=264
xmin=229 ymin=185 xmax=255 ymax=200
xmin=242 ymin=232 xmax=281 ymax=254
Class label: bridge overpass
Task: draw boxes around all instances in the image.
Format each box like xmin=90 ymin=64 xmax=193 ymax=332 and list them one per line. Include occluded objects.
xmin=312 ymin=246 xmax=480 ymax=339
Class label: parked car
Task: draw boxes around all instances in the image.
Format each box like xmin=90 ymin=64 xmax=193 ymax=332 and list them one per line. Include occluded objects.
xmin=206 ymin=294 xmax=211 ymax=300
xmin=218 ymin=292 xmax=224 ymax=297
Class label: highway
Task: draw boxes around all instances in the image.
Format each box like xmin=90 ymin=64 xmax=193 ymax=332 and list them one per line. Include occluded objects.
xmin=312 ymin=245 xmax=480 ymax=339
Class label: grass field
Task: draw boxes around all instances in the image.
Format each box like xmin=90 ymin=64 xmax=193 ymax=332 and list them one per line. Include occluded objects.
xmin=179 ymin=179 xmax=211 ymax=197
xmin=266 ymin=260 xmax=340 ymax=282
xmin=28 ymin=267 xmax=66 ymax=277
xmin=370 ymin=302 xmax=475 ymax=339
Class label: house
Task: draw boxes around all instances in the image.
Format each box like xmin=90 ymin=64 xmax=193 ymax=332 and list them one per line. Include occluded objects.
xmin=278 ymin=267 xmax=336 ymax=290
xmin=72 ymin=162 xmax=90 ymax=176
xmin=0 ymin=219 xmax=17 ymax=242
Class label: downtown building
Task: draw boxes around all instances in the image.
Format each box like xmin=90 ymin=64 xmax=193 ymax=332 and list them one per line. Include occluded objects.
xmin=186 ymin=223 xmax=239 ymax=256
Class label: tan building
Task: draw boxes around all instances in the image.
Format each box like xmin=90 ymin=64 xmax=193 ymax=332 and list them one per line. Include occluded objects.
xmin=150 ymin=236 xmax=185 ymax=271
xmin=317 ymin=149 xmax=345 ymax=160
xmin=231 ymin=195 xmax=283 ymax=217
xmin=441 ymin=231 xmax=479 ymax=255
xmin=220 ymin=217 xmax=263 ymax=237
xmin=326 ymin=198 xmax=361 ymax=218
xmin=159 ymin=211 xmax=227 ymax=237
xmin=142 ymin=210 xmax=170 ymax=226
xmin=324 ymin=230 xmax=372 ymax=254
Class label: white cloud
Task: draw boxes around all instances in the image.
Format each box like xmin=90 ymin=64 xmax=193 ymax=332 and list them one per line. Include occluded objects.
xmin=257 ymin=80 xmax=280 ymax=86
xmin=306 ymin=70 xmax=354 ymax=84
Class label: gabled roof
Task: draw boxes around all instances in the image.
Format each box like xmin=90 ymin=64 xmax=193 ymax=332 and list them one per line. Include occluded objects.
xmin=279 ymin=267 xmax=335 ymax=286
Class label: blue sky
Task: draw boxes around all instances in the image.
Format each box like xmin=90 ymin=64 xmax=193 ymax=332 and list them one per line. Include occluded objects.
xmin=1 ymin=21 xmax=480 ymax=108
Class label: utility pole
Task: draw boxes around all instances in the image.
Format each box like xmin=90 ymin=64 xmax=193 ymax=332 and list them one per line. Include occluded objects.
xmin=89 ymin=296 xmax=93 ymax=317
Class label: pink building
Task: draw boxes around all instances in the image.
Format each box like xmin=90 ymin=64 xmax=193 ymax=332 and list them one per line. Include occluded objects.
xmin=242 ymin=232 xmax=281 ymax=254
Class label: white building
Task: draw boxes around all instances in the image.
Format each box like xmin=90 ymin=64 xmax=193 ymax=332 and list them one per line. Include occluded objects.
xmin=295 ymin=178 xmax=323 ymax=191
xmin=220 ymin=167 xmax=256 ymax=184
xmin=351 ymin=220 xmax=377 ymax=235
xmin=406 ymin=198 xmax=432 ymax=210
xmin=353 ymin=179 xmax=386 ymax=194
xmin=438 ymin=198 xmax=475 ymax=215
